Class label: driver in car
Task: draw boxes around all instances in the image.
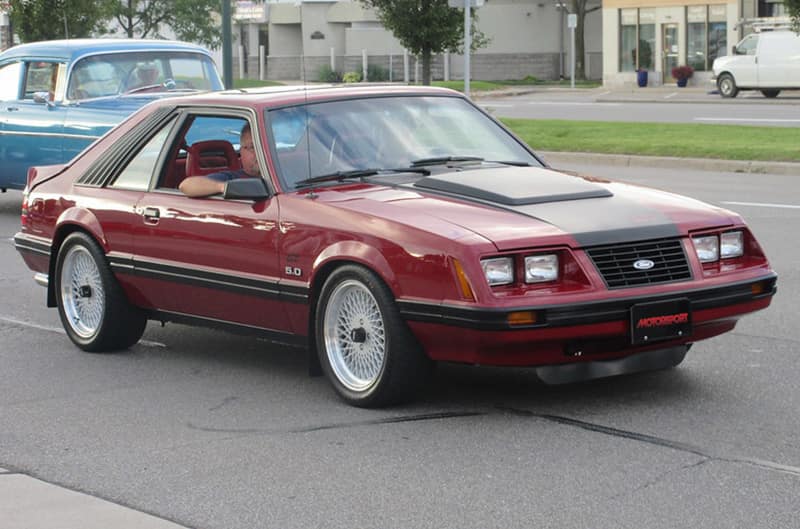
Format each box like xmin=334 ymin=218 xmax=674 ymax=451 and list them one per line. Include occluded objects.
xmin=179 ymin=123 xmax=262 ymax=197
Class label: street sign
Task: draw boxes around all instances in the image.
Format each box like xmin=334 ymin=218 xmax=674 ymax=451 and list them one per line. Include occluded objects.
xmin=567 ymin=14 xmax=577 ymax=28
xmin=448 ymin=0 xmax=484 ymax=7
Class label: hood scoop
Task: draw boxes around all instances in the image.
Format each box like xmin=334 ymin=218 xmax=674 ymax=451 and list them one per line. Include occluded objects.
xmin=412 ymin=166 xmax=612 ymax=206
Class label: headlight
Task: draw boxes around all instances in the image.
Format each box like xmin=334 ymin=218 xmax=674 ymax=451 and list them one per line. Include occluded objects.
xmin=720 ymin=231 xmax=744 ymax=258
xmin=524 ymin=254 xmax=558 ymax=283
xmin=692 ymin=235 xmax=719 ymax=263
xmin=481 ymin=257 xmax=514 ymax=286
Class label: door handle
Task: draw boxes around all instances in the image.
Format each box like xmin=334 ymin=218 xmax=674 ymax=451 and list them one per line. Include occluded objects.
xmin=6 ymin=106 xmax=19 ymax=112
xmin=142 ymin=206 xmax=160 ymax=222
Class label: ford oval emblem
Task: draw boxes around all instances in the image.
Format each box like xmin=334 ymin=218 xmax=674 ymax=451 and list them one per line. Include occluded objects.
xmin=633 ymin=259 xmax=655 ymax=270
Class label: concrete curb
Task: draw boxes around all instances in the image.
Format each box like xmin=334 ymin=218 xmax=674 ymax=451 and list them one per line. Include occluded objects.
xmin=0 ymin=470 xmax=189 ymax=529
xmin=539 ymin=151 xmax=799 ymax=176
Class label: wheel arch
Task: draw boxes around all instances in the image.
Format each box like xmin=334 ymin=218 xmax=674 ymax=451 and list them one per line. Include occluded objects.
xmin=47 ymin=210 xmax=108 ymax=307
xmin=310 ymin=241 xmax=398 ymax=300
xmin=305 ymin=242 xmax=398 ymax=364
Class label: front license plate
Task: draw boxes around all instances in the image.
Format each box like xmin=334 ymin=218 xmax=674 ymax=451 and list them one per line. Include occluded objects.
xmin=631 ymin=298 xmax=691 ymax=345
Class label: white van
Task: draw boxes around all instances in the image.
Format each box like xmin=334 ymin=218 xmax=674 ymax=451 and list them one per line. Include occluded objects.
xmin=712 ymin=30 xmax=800 ymax=98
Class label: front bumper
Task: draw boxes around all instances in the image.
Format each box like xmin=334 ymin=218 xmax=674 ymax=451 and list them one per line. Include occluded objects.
xmin=400 ymin=273 xmax=776 ymax=366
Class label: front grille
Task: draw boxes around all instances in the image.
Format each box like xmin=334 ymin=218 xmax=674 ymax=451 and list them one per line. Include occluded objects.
xmin=586 ymin=238 xmax=692 ymax=289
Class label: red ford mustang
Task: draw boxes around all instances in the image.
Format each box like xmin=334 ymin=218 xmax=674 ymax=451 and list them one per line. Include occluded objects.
xmin=14 ymin=85 xmax=777 ymax=407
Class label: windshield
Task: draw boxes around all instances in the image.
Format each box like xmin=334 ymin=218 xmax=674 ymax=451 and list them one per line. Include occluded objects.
xmin=267 ymin=95 xmax=541 ymax=190
xmin=67 ymin=51 xmax=222 ymax=100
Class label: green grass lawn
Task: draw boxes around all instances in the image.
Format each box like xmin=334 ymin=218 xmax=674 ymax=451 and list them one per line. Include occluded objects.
xmin=501 ymin=119 xmax=800 ymax=163
xmin=433 ymin=79 xmax=601 ymax=92
xmin=232 ymin=79 xmax=286 ymax=89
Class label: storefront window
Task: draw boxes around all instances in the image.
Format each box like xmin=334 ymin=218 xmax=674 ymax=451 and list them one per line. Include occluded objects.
xmin=619 ymin=8 xmax=655 ymax=72
xmin=708 ymin=5 xmax=727 ymax=67
xmin=638 ymin=24 xmax=655 ymax=71
xmin=687 ymin=23 xmax=706 ymax=70
xmin=620 ymin=9 xmax=637 ymax=72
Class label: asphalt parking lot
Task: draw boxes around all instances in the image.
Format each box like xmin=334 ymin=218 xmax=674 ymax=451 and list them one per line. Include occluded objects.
xmin=1 ymin=157 xmax=799 ymax=529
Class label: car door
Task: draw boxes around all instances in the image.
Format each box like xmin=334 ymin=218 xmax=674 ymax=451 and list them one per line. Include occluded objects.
xmin=1 ymin=60 xmax=69 ymax=189
xmin=732 ymin=34 xmax=759 ymax=87
xmin=0 ymin=60 xmax=24 ymax=190
xmin=129 ymin=112 xmax=291 ymax=337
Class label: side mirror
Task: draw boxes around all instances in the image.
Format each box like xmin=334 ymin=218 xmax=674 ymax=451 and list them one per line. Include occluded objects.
xmin=223 ymin=177 xmax=270 ymax=200
xmin=731 ymin=45 xmax=738 ymax=55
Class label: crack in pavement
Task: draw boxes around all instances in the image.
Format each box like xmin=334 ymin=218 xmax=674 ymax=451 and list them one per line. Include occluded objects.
xmin=186 ymin=410 xmax=487 ymax=437
xmin=498 ymin=406 xmax=800 ymax=479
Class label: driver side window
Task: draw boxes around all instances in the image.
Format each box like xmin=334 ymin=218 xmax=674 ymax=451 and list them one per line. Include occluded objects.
xmin=157 ymin=115 xmax=248 ymax=190
xmin=736 ymin=35 xmax=758 ymax=55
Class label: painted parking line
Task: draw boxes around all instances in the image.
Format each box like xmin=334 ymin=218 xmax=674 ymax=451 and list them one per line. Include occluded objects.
xmin=524 ymin=101 xmax=622 ymax=106
xmin=0 ymin=316 xmax=166 ymax=348
xmin=695 ymin=117 xmax=800 ymax=124
xmin=721 ymin=201 xmax=800 ymax=210
xmin=664 ymin=92 xmax=678 ymax=99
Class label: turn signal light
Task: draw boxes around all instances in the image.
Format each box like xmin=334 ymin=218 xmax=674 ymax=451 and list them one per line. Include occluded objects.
xmin=507 ymin=311 xmax=538 ymax=326
xmin=452 ymin=259 xmax=476 ymax=301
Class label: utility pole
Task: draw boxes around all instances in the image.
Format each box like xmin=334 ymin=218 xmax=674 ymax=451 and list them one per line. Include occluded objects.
xmin=222 ymin=0 xmax=233 ymax=89
xmin=463 ymin=0 xmax=471 ymax=97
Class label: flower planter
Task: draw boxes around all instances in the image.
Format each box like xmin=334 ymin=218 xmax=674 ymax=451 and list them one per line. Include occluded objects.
xmin=636 ymin=70 xmax=648 ymax=87
xmin=677 ymin=78 xmax=688 ymax=88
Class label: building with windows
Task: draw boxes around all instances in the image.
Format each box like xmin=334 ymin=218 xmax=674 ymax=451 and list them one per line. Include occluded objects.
xmin=601 ymin=0 xmax=792 ymax=86
xmin=0 ymin=9 xmax=12 ymax=51
xmin=233 ymin=0 xmax=603 ymax=82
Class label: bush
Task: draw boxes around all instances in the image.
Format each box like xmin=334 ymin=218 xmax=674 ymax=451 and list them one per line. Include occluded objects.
xmin=317 ymin=65 xmax=342 ymax=83
xmin=671 ymin=65 xmax=694 ymax=81
xmin=342 ymin=71 xmax=362 ymax=83
xmin=367 ymin=64 xmax=390 ymax=82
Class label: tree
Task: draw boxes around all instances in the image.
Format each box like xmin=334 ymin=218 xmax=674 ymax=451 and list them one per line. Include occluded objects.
xmin=109 ymin=0 xmax=222 ymax=49
xmin=9 ymin=0 xmax=115 ymax=41
xmin=567 ymin=0 xmax=601 ymax=80
xmin=785 ymin=0 xmax=800 ymax=32
xmin=359 ymin=0 xmax=488 ymax=85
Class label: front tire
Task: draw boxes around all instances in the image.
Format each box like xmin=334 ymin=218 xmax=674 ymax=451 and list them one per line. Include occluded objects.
xmin=761 ymin=89 xmax=780 ymax=98
xmin=315 ymin=264 xmax=431 ymax=407
xmin=55 ymin=232 xmax=146 ymax=352
xmin=717 ymin=73 xmax=738 ymax=98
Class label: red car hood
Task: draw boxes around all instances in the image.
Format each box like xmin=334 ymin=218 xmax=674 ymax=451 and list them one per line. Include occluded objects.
xmin=324 ymin=166 xmax=741 ymax=250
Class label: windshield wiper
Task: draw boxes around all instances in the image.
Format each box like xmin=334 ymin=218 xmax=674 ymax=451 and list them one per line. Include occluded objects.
xmin=411 ymin=155 xmax=484 ymax=167
xmin=295 ymin=167 xmax=430 ymax=188
xmin=486 ymin=160 xmax=534 ymax=167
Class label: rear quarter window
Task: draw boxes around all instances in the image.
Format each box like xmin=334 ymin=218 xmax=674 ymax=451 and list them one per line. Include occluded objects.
xmin=0 ymin=62 xmax=22 ymax=100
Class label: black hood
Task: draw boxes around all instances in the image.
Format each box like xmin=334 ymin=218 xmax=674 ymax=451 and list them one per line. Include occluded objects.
xmin=407 ymin=166 xmax=681 ymax=247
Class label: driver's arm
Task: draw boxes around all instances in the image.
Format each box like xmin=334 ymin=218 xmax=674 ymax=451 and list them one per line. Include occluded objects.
xmin=178 ymin=176 xmax=226 ymax=197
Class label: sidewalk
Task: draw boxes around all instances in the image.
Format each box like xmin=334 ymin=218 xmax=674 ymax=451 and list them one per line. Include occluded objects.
xmin=0 ymin=467 xmax=189 ymax=529
xmin=470 ymin=83 xmax=800 ymax=104
xmin=539 ymin=151 xmax=800 ymax=177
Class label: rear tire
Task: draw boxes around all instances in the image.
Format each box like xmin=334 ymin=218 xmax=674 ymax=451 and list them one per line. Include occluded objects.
xmin=315 ymin=264 xmax=432 ymax=407
xmin=761 ymin=89 xmax=780 ymax=98
xmin=55 ymin=232 xmax=146 ymax=352
xmin=717 ymin=73 xmax=738 ymax=98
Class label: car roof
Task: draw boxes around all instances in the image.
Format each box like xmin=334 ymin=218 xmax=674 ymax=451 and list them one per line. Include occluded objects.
xmin=161 ymin=84 xmax=466 ymax=110
xmin=0 ymin=38 xmax=214 ymax=62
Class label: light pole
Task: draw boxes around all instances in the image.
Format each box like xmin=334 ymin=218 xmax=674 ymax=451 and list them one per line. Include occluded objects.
xmin=222 ymin=0 xmax=233 ymax=89
xmin=554 ymin=1 xmax=566 ymax=79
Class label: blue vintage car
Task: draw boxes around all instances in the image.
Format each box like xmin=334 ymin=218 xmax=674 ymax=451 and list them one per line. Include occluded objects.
xmin=0 ymin=39 xmax=224 ymax=191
